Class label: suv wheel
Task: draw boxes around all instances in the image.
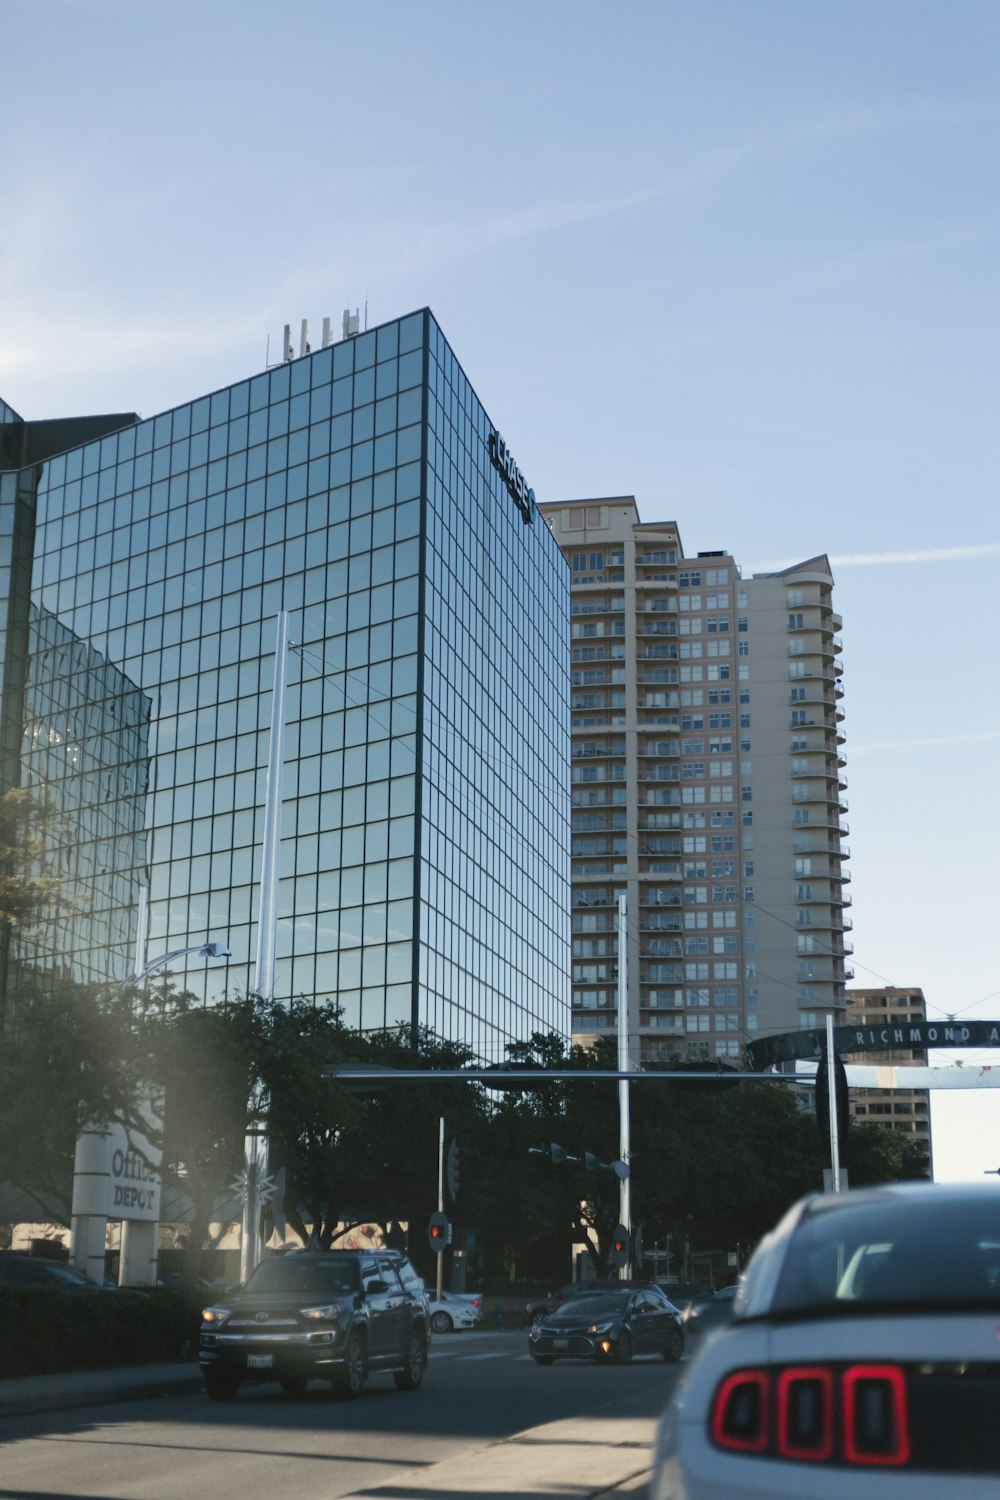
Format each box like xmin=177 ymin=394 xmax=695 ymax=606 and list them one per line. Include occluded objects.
xmin=204 ymin=1370 xmax=239 ymax=1402
xmin=332 ymin=1333 xmax=366 ymax=1399
xmin=393 ymin=1330 xmax=426 ymax=1390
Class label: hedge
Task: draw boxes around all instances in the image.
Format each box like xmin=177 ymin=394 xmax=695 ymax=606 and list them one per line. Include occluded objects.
xmin=0 ymin=1287 xmax=191 ymax=1378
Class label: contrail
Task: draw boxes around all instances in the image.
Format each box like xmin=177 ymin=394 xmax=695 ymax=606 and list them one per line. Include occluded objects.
xmin=749 ymin=543 xmax=1000 ymax=571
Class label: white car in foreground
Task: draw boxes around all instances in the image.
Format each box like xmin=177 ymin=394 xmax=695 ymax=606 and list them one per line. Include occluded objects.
xmin=651 ymin=1181 xmax=1000 ymax=1498
xmin=426 ymin=1289 xmax=483 ymax=1332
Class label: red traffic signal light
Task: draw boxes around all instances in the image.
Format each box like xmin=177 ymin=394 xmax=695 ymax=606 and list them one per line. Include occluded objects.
xmin=427 ymin=1211 xmax=449 ymax=1252
xmin=610 ymin=1224 xmax=630 ymax=1269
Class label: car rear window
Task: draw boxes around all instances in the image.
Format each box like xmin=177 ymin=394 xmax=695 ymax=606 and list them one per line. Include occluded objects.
xmin=244 ymin=1259 xmax=361 ymax=1295
xmin=771 ymin=1195 xmax=1000 ymax=1315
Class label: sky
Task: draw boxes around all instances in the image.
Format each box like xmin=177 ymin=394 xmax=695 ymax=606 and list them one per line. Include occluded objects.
xmin=2 ymin=0 xmax=999 ymax=1182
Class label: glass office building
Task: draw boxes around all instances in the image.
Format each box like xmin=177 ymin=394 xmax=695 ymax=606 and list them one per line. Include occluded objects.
xmin=0 ymin=310 xmax=571 ymax=1059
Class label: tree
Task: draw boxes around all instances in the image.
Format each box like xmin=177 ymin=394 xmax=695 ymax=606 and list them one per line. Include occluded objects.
xmin=0 ymin=787 xmax=138 ymax=1215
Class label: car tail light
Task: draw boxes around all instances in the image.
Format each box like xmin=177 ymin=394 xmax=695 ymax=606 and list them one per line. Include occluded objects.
xmin=711 ymin=1364 xmax=910 ymax=1468
xmin=843 ymin=1364 xmax=910 ymax=1466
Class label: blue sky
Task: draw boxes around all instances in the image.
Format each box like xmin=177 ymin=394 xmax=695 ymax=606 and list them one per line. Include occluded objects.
xmin=3 ymin=0 xmax=999 ymax=1179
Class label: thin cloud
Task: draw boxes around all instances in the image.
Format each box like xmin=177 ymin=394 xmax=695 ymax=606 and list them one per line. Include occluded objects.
xmin=749 ymin=544 xmax=1000 ymax=572
xmin=850 ymin=730 xmax=1000 ymax=757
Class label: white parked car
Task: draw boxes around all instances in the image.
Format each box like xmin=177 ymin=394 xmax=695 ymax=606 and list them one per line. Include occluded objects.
xmin=650 ymin=1181 xmax=1000 ymax=1497
xmin=426 ymin=1289 xmax=483 ymax=1332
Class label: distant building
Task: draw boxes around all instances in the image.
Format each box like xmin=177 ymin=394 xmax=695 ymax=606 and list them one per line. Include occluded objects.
xmin=538 ymin=498 xmax=850 ymax=1063
xmin=845 ymin=987 xmax=933 ymax=1157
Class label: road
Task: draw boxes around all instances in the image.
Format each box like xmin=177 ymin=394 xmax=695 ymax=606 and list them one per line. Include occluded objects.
xmin=0 ymin=1329 xmax=680 ymax=1498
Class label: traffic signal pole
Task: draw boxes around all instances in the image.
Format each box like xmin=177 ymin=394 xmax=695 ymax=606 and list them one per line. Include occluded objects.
xmin=436 ymin=1115 xmax=445 ymax=1301
xmin=617 ymin=893 xmax=631 ymax=1277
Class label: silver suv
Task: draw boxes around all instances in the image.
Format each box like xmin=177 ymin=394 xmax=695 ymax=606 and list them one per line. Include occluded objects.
xmin=199 ymin=1249 xmax=430 ymax=1401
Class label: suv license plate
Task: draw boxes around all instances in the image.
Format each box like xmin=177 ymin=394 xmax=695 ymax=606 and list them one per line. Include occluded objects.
xmin=247 ymin=1354 xmax=273 ymax=1369
xmin=554 ymin=1338 xmax=569 ymax=1348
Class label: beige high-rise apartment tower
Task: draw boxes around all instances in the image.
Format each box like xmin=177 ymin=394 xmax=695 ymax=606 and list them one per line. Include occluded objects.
xmin=539 ymin=498 xmax=850 ymax=1064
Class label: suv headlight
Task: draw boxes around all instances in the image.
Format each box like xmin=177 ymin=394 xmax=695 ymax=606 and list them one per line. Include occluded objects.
xmin=201 ymin=1306 xmax=232 ymax=1326
xmin=301 ymin=1303 xmax=341 ymax=1323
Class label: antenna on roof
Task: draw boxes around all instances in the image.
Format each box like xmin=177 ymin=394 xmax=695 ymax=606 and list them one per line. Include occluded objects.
xmin=342 ymin=308 xmax=360 ymax=340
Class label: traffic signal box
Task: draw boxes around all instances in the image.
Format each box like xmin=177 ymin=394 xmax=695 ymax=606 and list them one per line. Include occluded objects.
xmin=610 ymin=1224 xmax=630 ymax=1269
xmin=427 ymin=1211 xmax=450 ymax=1252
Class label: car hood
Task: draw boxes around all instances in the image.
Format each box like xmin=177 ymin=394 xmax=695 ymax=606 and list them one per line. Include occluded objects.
xmin=543 ymin=1308 xmax=625 ymax=1332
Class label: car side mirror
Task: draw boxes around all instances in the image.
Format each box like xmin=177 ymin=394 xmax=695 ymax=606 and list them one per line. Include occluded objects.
xmin=365 ymin=1278 xmax=390 ymax=1294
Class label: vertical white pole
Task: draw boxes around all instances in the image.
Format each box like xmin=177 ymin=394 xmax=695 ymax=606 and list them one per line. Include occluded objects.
xmin=617 ymin=892 xmax=631 ymax=1275
xmin=241 ymin=611 xmax=290 ymax=1283
xmin=436 ymin=1116 xmax=445 ymax=1301
xmin=255 ymin=610 xmax=290 ymax=1002
xmin=826 ymin=1013 xmax=841 ymax=1194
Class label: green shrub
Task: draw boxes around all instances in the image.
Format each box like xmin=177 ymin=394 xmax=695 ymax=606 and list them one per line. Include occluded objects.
xmin=0 ymin=1287 xmax=189 ymax=1377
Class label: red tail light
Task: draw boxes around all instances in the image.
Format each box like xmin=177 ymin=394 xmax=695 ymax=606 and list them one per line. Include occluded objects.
xmin=711 ymin=1363 xmax=910 ymax=1468
xmin=843 ymin=1364 xmax=910 ymax=1466
xmin=711 ymin=1371 xmax=769 ymax=1452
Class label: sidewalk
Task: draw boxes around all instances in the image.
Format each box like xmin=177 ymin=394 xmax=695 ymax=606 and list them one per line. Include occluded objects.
xmin=340 ymin=1408 xmax=657 ymax=1497
xmin=0 ymin=1362 xmax=656 ymax=1498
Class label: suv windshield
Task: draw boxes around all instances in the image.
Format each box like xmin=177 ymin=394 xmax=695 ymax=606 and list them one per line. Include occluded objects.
xmin=244 ymin=1259 xmax=361 ymax=1296
xmin=771 ymin=1195 xmax=1000 ymax=1315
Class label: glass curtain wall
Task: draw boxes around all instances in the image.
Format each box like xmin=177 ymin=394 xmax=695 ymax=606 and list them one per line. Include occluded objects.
xmin=21 ymin=311 xmax=570 ymax=1059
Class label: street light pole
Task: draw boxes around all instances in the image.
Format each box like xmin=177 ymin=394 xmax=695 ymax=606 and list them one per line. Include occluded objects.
xmin=240 ymin=610 xmax=290 ymax=1284
xmin=617 ymin=892 xmax=632 ymax=1277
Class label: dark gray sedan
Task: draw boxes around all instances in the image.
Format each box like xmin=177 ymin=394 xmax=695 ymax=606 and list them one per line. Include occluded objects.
xmin=528 ymin=1286 xmax=684 ymax=1365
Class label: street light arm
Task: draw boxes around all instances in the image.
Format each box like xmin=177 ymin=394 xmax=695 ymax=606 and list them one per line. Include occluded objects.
xmin=113 ymin=941 xmax=233 ymax=993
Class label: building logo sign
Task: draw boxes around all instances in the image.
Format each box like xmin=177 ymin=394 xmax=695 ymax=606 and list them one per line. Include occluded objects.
xmin=488 ymin=429 xmax=535 ymax=525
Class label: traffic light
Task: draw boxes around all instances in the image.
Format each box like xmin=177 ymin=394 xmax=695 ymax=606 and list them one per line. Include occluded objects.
xmin=427 ymin=1211 xmax=449 ymax=1253
xmin=446 ymin=1137 xmax=461 ymax=1203
xmin=610 ymin=1224 xmax=630 ymax=1269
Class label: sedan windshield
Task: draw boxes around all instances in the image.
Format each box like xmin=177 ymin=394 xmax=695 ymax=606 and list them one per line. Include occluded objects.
xmin=771 ymin=1195 xmax=1000 ymax=1316
xmin=556 ymin=1292 xmax=631 ymax=1316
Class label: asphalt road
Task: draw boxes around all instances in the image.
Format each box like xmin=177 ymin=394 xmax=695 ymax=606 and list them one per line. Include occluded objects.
xmin=0 ymin=1329 xmax=681 ymax=1499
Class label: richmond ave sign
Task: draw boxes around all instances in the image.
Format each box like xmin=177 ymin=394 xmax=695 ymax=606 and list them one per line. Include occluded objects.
xmin=748 ymin=1019 xmax=1000 ymax=1069
xmin=488 ymin=429 xmax=535 ymax=525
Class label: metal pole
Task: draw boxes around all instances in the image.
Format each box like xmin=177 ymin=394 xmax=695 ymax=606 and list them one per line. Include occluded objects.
xmin=617 ymin=892 xmax=631 ymax=1276
xmin=241 ymin=611 xmax=290 ymax=1283
xmin=826 ymin=1013 xmax=841 ymax=1194
xmin=436 ymin=1116 xmax=445 ymax=1301
xmin=254 ymin=609 xmax=290 ymax=1000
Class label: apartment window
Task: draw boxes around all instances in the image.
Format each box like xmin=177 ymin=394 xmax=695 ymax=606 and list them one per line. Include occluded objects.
xmin=743 ymin=886 xmax=755 ymax=903
xmin=741 ymin=785 xmax=752 ymax=802
xmin=738 ymin=641 xmax=749 ymax=656
xmin=739 ymin=688 xmax=751 ymax=704
xmin=788 ymin=612 xmax=805 ymax=629
xmin=787 ymin=589 xmax=804 ymax=607
xmin=788 ymin=660 xmax=806 ymax=678
xmin=794 ymin=858 xmax=813 ymax=875
xmin=791 ymin=708 xmax=807 ymax=723
xmin=743 ymin=860 xmax=754 ymax=878
xmin=790 ymin=687 xmax=806 ymax=702
xmin=742 ymin=810 xmax=753 ymax=827
xmin=740 ymin=737 xmax=751 ymax=753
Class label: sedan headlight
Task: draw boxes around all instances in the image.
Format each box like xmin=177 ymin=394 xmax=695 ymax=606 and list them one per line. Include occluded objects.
xmin=588 ymin=1321 xmax=618 ymax=1335
xmin=201 ymin=1305 xmax=232 ymax=1326
xmin=300 ymin=1303 xmax=341 ymax=1322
